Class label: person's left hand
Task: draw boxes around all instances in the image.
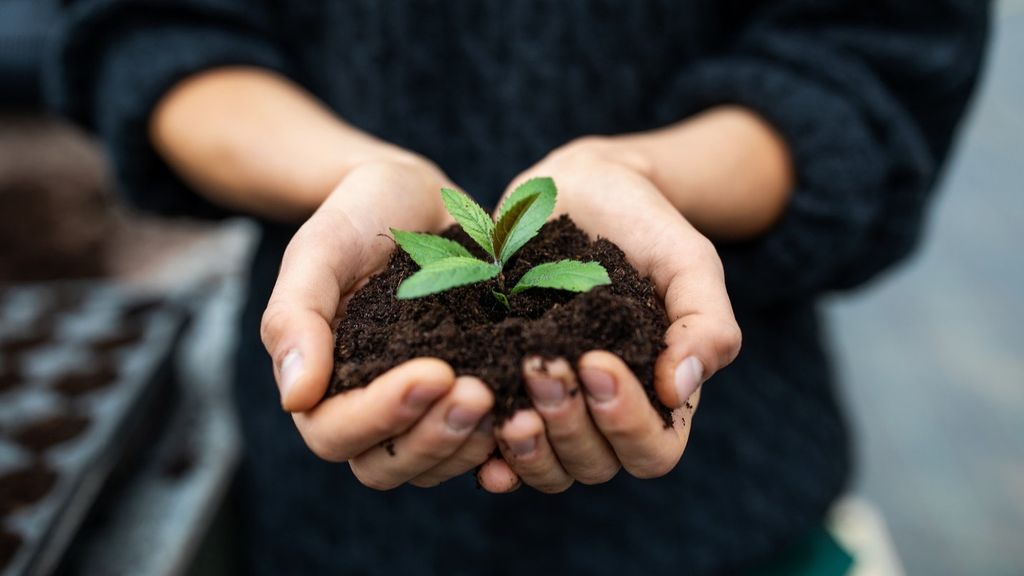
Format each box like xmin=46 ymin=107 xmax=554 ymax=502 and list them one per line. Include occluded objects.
xmin=477 ymin=138 xmax=742 ymax=493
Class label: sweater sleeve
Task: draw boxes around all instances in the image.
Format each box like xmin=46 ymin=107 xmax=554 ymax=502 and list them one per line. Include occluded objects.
xmin=45 ymin=0 xmax=296 ymax=218
xmin=664 ymin=0 xmax=989 ymax=308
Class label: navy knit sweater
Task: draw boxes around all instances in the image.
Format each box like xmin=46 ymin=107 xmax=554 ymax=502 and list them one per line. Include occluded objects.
xmin=47 ymin=1 xmax=988 ymax=575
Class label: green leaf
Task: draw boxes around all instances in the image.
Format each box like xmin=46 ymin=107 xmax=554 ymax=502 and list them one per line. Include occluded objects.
xmin=391 ymin=228 xmax=473 ymax=266
xmin=510 ymin=260 xmax=611 ymax=295
xmin=491 ymin=289 xmax=511 ymax=311
xmin=397 ymin=257 xmax=500 ymax=299
xmin=497 ymin=177 xmax=556 ymax=219
xmin=491 ymin=192 xmax=539 ymax=264
xmin=440 ymin=187 xmax=496 ymax=259
xmin=493 ymin=177 xmax=557 ymax=264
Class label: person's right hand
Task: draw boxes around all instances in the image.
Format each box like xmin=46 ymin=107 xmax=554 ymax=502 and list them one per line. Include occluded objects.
xmin=260 ymin=157 xmax=497 ymax=490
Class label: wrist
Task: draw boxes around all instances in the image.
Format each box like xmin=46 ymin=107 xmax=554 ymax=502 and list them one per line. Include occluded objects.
xmin=254 ymin=125 xmax=443 ymax=221
xmin=326 ymin=154 xmax=451 ymax=232
xmin=552 ymin=136 xmax=657 ymax=182
xmin=150 ymin=66 xmax=439 ymax=223
xmin=612 ymin=106 xmax=794 ymax=240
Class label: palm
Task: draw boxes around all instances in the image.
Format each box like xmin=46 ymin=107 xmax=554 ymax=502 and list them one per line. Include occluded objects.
xmin=263 ymin=159 xmax=496 ymax=491
xmin=477 ymin=144 xmax=741 ymax=493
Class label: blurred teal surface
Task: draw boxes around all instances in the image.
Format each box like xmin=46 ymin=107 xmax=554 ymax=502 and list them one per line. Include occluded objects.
xmin=752 ymin=529 xmax=853 ymax=576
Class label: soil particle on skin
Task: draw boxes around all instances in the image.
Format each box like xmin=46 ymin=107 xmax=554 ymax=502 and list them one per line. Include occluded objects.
xmin=330 ymin=216 xmax=671 ymax=424
xmin=0 ymin=529 xmax=22 ymax=570
xmin=0 ymin=465 xmax=58 ymax=515
xmin=51 ymin=363 xmax=118 ymax=397
xmin=12 ymin=414 xmax=90 ymax=453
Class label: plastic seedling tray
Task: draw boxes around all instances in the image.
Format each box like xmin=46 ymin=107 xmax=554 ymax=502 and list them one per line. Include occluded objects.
xmin=0 ymin=283 xmax=184 ymax=576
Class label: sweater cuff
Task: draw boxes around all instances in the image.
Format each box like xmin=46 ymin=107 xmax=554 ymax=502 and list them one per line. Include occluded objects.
xmin=662 ymin=58 xmax=889 ymax=308
xmin=46 ymin=12 xmax=293 ymax=218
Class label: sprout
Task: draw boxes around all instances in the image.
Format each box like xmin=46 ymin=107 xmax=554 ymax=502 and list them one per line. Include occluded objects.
xmin=391 ymin=178 xmax=610 ymax=308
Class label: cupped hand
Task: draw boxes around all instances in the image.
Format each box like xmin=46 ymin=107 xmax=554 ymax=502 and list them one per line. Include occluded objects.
xmin=261 ymin=158 xmax=496 ymax=489
xmin=478 ymin=138 xmax=742 ymax=493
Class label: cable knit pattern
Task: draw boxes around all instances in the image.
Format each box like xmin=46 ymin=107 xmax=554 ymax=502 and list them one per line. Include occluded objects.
xmin=46 ymin=1 xmax=988 ymax=574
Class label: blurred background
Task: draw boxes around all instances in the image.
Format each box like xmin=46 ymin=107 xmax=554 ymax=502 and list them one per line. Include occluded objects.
xmin=0 ymin=1 xmax=1021 ymax=575
xmin=825 ymin=1 xmax=1024 ymax=574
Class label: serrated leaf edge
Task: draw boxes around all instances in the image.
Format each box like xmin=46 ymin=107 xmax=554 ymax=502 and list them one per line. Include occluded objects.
xmin=440 ymin=187 xmax=496 ymax=259
xmin=498 ymin=177 xmax=557 ymax=219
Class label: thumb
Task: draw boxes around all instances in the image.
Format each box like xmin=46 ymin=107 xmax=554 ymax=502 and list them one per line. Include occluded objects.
xmin=650 ymin=238 xmax=742 ymax=410
xmin=261 ymin=300 xmax=337 ymax=412
xmin=654 ymin=312 xmax=742 ymax=409
xmin=261 ymin=207 xmax=369 ymax=412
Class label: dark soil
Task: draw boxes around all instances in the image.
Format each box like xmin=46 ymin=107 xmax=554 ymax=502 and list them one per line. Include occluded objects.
xmin=329 ymin=216 xmax=670 ymax=423
xmin=51 ymin=363 xmax=118 ymax=397
xmin=0 ymin=529 xmax=21 ymax=569
xmin=0 ymin=367 xmax=20 ymax=394
xmin=90 ymin=323 xmax=144 ymax=353
xmin=121 ymin=297 xmax=162 ymax=321
xmin=12 ymin=414 xmax=90 ymax=453
xmin=0 ymin=465 xmax=57 ymax=515
xmin=0 ymin=324 xmax=54 ymax=356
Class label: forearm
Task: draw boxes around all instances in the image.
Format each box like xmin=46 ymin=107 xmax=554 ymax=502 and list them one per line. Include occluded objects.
xmin=150 ymin=66 xmax=421 ymax=222
xmin=609 ymin=106 xmax=794 ymax=241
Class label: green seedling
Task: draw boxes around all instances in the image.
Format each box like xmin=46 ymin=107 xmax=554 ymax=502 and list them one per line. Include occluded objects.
xmin=391 ymin=177 xmax=610 ymax=309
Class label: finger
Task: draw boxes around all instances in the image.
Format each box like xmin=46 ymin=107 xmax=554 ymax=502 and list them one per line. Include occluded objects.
xmin=262 ymin=162 xmax=450 ymax=413
xmin=293 ymin=358 xmax=454 ymax=462
xmin=544 ymin=166 xmax=742 ymax=411
xmin=578 ymin=351 xmax=688 ymax=479
xmin=477 ymin=458 xmax=521 ymax=494
xmin=349 ymin=376 xmax=493 ymax=490
xmin=496 ymin=410 xmax=573 ymax=493
xmin=523 ymin=357 xmax=619 ymax=484
xmin=262 ymin=204 xmax=370 ymax=412
xmin=654 ymin=309 xmax=742 ymax=409
xmin=647 ymin=228 xmax=737 ymax=407
xmin=410 ymin=414 xmax=496 ymax=488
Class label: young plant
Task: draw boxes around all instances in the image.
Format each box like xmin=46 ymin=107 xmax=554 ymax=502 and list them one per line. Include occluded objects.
xmin=391 ymin=177 xmax=610 ymax=308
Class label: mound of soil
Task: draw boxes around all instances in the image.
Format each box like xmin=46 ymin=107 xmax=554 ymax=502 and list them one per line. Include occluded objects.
xmin=0 ymin=465 xmax=57 ymax=515
xmin=12 ymin=414 xmax=90 ymax=453
xmin=89 ymin=323 xmax=145 ymax=353
xmin=51 ymin=362 xmax=118 ymax=397
xmin=329 ymin=216 xmax=669 ymax=423
xmin=0 ymin=367 xmax=20 ymax=394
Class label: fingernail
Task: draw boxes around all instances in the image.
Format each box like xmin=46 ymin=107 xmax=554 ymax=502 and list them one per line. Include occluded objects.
xmin=527 ymin=376 xmax=565 ymax=407
xmin=674 ymin=356 xmax=704 ymax=404
xmin=579 ymin=368 xmax=616 ymax=402
xmin=446 ymin=405 xmax=483 ymax=432
xmin=278 ymin=349 xmax=303 ymax=401
xmin=507 ymin=436 xmax=537 ymax=457
xmin=404 ymin=385 xmax=444 ymax=410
